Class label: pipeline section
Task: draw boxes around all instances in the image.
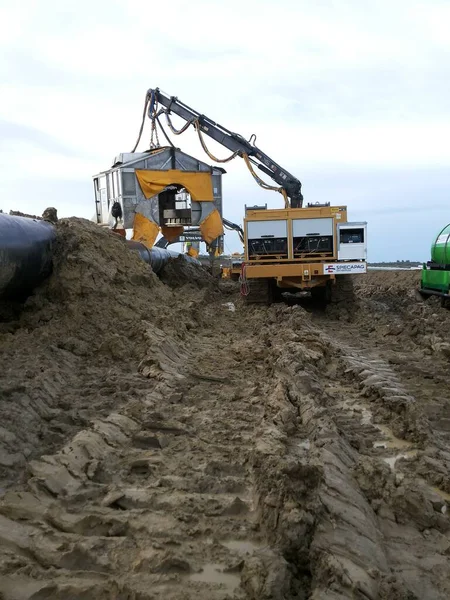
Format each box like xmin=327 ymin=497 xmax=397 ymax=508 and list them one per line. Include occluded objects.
xmin=125 ymin=240 xmax=201 ymax=272
xmin=0 ymin=214 xmax=201 ymax=300
xmin=0 ymin=214 xmax=56 ymax=300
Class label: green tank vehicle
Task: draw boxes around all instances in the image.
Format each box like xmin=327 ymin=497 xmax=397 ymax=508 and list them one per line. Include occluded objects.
xmin=420 ymin=223 xmax=450 ymax=308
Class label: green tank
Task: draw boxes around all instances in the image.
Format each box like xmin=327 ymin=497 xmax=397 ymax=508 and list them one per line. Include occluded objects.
xmin=431 ymin=224 xmax=450 ymax=265
xmin=421 ymin=223 xmax=450 ymax=306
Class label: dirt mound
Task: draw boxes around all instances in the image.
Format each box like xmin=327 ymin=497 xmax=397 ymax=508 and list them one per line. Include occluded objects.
xmin=318 ymin=270 xmax=450 ymax=372
xmin=5 ymin=218 xmax=173 ymax=357
xmin=159 ymin=255 xmax=216 ymax=289
xmin=353 ymin=270 xmax=421 ymax=300
xmin=0 ymin=218 xmax=178 ymax=486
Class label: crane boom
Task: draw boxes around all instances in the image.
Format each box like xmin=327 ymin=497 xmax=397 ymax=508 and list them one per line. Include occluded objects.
xmin=146 ymin=88 xmax=304 ymax=208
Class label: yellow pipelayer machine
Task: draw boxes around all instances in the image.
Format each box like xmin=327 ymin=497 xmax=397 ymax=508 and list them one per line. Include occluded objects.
xmin=94 ymin=88 xmax=367 ymax=304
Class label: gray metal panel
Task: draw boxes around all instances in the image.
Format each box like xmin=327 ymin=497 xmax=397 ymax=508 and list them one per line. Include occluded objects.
xmin=134 ymin=197 xmax=160 ymax=227
xmin=96 ymin=175 xmax=108 ymax=223
xmin=93 ymin=148 xmax=224 ymax=236
xmin=113 ymin=152 xmax=148 ymax=165
xmin=338 ymin=244 xmax=366 ymax=260
xmin=337 ymin=222 xmax=367 ymax=261
xmin=115 ymin=148 xmax=213 ymax=172
xmin=338 ymin=221 xmax=367 ymax=229
xmin=100 ymin=148 xmax=219 ymax=174
xmin=293 ymin=218 xmax=333 ymax=237
xmin=143 ymin=151 xmax=172 ymax=170
xmin=247 ymin=220 xmax=287 ymax=239
xmin=173 ymin=150 xmax=209 ymax=172
xmin=122 ymin=170 xmax=137 ymax=196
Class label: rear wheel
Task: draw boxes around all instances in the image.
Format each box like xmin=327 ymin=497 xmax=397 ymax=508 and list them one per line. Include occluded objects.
xmin=415 ymin=289 xmax=428 ymax=302
xmin=440 ymin=296 xmax=450 ymax=310
xmin=311 ymin=283 xmax=332 ymax=306
xmin=243 ymin=278 xmax=273 ymax=305
xmin=270 ymin=281 xmax=285 ymax=303
xmin=331 ymin=275 xmax=356 ymax=304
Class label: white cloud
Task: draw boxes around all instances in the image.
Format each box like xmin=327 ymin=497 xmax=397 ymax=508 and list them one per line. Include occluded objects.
xmin=0 ymin=140 xmax=95 ymax=181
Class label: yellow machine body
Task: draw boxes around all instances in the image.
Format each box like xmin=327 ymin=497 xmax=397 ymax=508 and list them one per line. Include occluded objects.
xmin=227 ymin=205 xmax=367 ymax=297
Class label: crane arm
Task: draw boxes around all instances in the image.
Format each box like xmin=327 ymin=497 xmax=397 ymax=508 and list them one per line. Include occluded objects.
xmin=145 ymin=88 xmax=304 ymax=208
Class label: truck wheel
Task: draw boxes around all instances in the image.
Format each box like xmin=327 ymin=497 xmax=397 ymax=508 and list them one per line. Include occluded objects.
xmin=243 ymin=278 xmax=273 ymax=305
xmin=311 ymin=284 xmax=331 ymax=306
xmin=270 ymin=281 xmax=284 ymax=303
xmin=440 ymin=296 xmax=450 ymax=310
xmin=331 ymin=275 xmax=355 ymax=304
xmin=414 ymin=289 xmax=428 ymax=302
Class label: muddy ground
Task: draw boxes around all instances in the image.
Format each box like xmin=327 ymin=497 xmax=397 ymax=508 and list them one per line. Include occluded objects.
xmin=0 ymin=226 xmax=449 ymax=599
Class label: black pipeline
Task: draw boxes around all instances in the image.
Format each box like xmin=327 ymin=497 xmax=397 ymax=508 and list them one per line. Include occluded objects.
xmin=0 ymin=214 xmax=200 ymax=300
xmin=0 ymin=213 xmax=56 ymax=300
xmin=126 ymin=240 xmax=201 ymax=272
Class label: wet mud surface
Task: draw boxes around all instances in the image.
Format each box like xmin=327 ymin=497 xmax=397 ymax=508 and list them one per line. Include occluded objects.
xmin=1 ymin=233 xmax=450 ymax=599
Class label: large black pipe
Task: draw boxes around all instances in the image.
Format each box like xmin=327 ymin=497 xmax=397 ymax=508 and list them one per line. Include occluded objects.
xmin=126 ymin=240 xmax=201 ymax=273
xmin=0 ymin=214 xmax=56 ymax=300
xmin=0 ymin=214 xmax=201 ymax=300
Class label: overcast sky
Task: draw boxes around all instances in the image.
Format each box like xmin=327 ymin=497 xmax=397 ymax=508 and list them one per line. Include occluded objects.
xmin=1 ymin=0 xmax=449 ymax=261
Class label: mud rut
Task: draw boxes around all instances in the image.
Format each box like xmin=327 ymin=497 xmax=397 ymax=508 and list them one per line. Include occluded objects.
xmin=1 ymin=289 xmax=450 ymax=599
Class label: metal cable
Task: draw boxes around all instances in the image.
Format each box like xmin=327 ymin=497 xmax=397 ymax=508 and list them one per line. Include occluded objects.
xmin=148 ymin=97 xmax=161 ymax=148
xmin=150 ymin=115 xmax=160 ymax=149
xmin=155 ymin=116 xmax=175 ymax=147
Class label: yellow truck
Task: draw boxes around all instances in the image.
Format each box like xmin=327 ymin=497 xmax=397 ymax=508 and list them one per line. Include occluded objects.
xmin=237 ymin=202 xmax=366 ymax=303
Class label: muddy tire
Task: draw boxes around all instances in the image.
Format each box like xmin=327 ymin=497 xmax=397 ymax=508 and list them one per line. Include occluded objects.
xmin=414 ymin=289 xmax=428 ymax=303
xmin=440 ymin=296 xmax=450 ymax=310
xmin=311 ymin=283 xmax=332 ymax=306
xmin=331 ymin=275 xmax=356 ymax=304
xmin=244 ymin=278 xmax=273 ymax=305
xmin=270 ymin=281 xmax=285 ymax=303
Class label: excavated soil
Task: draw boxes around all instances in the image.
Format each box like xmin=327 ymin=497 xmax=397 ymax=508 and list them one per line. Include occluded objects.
xmin=1 ymin=235 xmax=450 ymax=600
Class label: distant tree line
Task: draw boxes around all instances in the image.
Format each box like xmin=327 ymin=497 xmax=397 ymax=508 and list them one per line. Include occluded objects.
xmin=368 ymin=260 xmax=421 ymax=267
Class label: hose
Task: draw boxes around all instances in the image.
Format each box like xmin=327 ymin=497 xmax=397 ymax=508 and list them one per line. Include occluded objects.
xmin=193 ymin=119 xmax=240 ymax=163
xmin=165 ymin=112 xmax=194 ymax=135
xmin=131 ymin=93 xmax=151 ymax=152
xmin=242 ymin=153 xmax=289 ymax=208
xmin=239 ymin=263 xmax=250 ymax=297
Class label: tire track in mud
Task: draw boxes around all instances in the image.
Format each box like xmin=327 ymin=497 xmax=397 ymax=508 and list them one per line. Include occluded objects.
xmin=0 ymin=305 xmax=293 ymax=599
xmin=307 ymin=316 xmax=450 ymax=599
xmin=1 ymin=299 xmax=449 ymax=599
